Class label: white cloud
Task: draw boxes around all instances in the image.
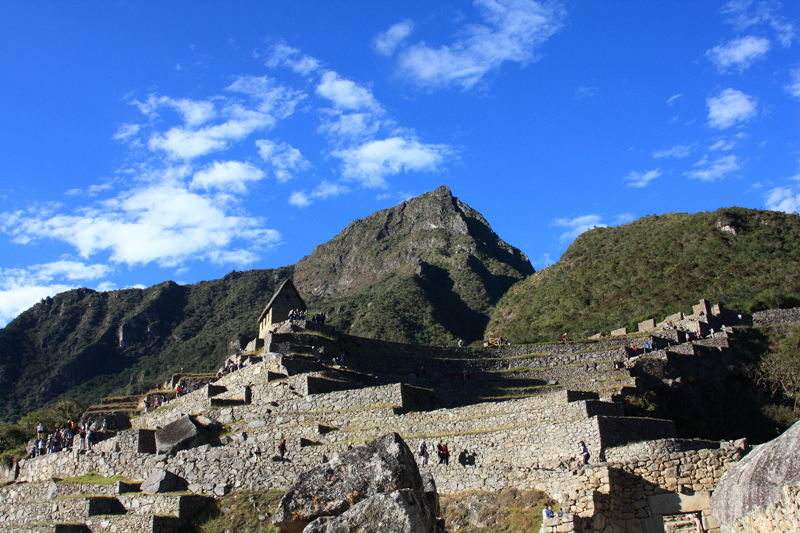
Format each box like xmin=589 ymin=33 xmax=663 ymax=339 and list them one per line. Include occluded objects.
xmin=264 ymin=42 xmax=321 ymax=75
xmin=707 ymin=88 xmax=757 ymax=130
xmin=114 ymin=123 xmax=141 ymax=141
xmin=0 ymin=169 xmax=281 ymax=268
xmin=667 ymin=93 xmax=683 ymax=105
xmin=191 ymin=161 xmax=265 ymax=193
xmin=705 ymin=36 xmax=771 ymax=73
xmin=256 ymin=140 xmax=311 ymax=183
xmin=393 ymin=0 xmax=566 ymax=89
xmin=765 ymin=186 xmax=800 ymax=212
xmin=140 ymin=78 xmax=304 ymax=160
xmin=552 ymin=214 xmax=606 ymax=242
xmin=318 ymin=112 xmax=381 ymax=142
xmin=709 ymin=138 xmax=736 ymax=151
xmin=374 ymin=21 xmax=415 ymax=56
xmin=289 ymin=181 xmax=349 ymax=208
xmin=0 ymin=260 xmax=116 ymax=327
xmin=653 ymin=145 xmax=691 ymax=158
xmin=786 ymin=68 xmax=800 ymax=98
xmin=334 ymin=137 xmax=451 ymax=188
xmin=625 ymin=169 xmax=662 ymax=188
xmin=316 ymin=71 xmax=383 ymax=113
xmin=576 ymin=86 xmax=596 ymax=99
xmin=722 ymin=0 xmax=796 ymax=48
xmin=685 ymin=154 xmax=740 ymax=181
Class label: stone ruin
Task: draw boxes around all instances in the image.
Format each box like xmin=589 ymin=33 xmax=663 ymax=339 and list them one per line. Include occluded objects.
xmin=3 ymin=290 xmax=800 ymax=532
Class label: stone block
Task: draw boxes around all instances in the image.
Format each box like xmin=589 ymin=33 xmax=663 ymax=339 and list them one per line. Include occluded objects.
xmin=155 ymin=415 xmax=207 ymax=455
xmin=638 ymin=319 xmax=656 ymax=333
xmin=141 ymin=468 xmax=184 ymax=494
xmin=611 ymin=327 xmax=628 ymax=337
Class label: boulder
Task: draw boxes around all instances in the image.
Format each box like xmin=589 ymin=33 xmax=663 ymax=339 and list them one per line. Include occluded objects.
xmin=193 ymin=415 xmax=223 ymax=433
xmin=154 ymin=415 xmax=207 ymax=455
xmin=303 ymin=489 xmax=436 ymax=533
xmin=421 ymin=472 xmax=441 ymax=518
xmin=710 ymin=420 xmax=800 ymax=532
xmin=140 ymin=468 xmax=185 ymax=494
xmin=272 ymin=432 xmax=424 ymax=533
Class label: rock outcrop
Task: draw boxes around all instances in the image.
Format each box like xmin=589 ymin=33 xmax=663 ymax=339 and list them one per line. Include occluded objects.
xmin=154 ymin=415 xmax=207 ymax=455
xmin=140 ymin=467 xmax=185 ymax=494
xmin=303 ymin=489 xmax=437 ymax=533
xmin=272 ymin=432 xmax=436 ymax=533
xmin=710 ymin=419 xmax=800 ymax=532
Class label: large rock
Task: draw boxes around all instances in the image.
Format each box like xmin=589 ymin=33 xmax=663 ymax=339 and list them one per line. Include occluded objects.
xmin=140 ymin=468 xmax=185 ymax=494
xmin=710 ymin=421 xmax=800 ymax=532
xmin=303 ymin=489 xmax=436 ymax=533
xmin=272 ymin=432 xmax=425 ymax=533
xmin=421 ymin=472 xmax=441 ymax=518
xmin=154 ymin=415 xmax=207 ymax=455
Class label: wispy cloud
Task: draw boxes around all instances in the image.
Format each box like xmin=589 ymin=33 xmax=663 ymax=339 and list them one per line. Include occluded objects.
xmin=552 ymin=214 xmax=606 ymax=242
xmin=373 ymin=20 xmax=415 ymax=57
xmin=576 ymin=86 xmax=597 ymax=99
xmin=625 ymin=169 xmax=662 ymax=188
xmin=722 ymin=0 xmax=796 ymax=48
xmin=0 ymin=166 xmax=281 ymax=268
xmin=0 ymin=260 xmax=114 ymax=327
xmin=707 ymin=88 xmax=757 ymax=130
xmin=709 ymin=137 xmax=737 ymax=151
xmin=263 ymin=42 xmax=321 ymax=75
xmin=667 ymin=93 xmax=683 ymax=105
xmin=289 ymin=181 xmax=349 ymax=208
xmin=705 ymin=35 xmax=771 ymax=73
xmin=256 ymin=140 xmax=311 ymax=183
xmin=685 ymin=154 xmax=740 ymax=181
xmin=653 ymin=145 xmax=692 ymax=159
xmin=786 ymin=68 xmax=800 ymax=98
xmin=191 ymin=160 xmax=266 ymax=193
xmin=142 ymin=76 xmax=305 ymax=160
xmin=388 ymin=0 xmax=566 ymax=90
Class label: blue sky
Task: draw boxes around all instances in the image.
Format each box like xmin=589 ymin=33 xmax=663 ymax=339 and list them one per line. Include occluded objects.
xmin=1 ymin=1 xmax=799 ymax=327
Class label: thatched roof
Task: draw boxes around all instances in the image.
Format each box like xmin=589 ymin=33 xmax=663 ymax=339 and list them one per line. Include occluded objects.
xmin=257 ymin=279 xmax=306 ymax=323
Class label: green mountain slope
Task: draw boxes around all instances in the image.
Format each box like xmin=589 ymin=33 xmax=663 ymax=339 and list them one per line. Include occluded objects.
xmin=0 ymin=186 xmax=533 ymax=421
xmin=487 ymin=207 xmax=800 ymax=343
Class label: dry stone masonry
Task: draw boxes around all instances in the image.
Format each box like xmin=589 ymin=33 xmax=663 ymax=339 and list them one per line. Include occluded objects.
xmin=5 ymin=300 xmax=800 ymax=532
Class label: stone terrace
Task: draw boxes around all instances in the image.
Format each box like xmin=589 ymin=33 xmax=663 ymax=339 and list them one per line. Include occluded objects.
xmin=0 ymin=315 xmax=750 ymax=533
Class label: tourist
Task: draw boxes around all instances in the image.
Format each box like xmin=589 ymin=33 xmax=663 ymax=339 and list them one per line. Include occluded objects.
xmin=579 ymin=440 xmax=590 ymax=466
xmin=562 ymin=332 xmax=568 ymax=342
xmin=543 ymin=504 xmax=555 ymax=519
xmin=592 ymin=362 xmax=597 ymax=372
xmin=37 ymin=439 xmax=45 ymax=457
xmin=437 ymin=441 xmax=444 ymax=464
xmin=85 ymin=428 xmax=93 ymax=451
xmin=692 ymin=512 xmax=706 ymax=533
xmin=278 ymin=438 xmax=287 ymax=460
xmin=419 ymin=441 xmax=429 ymax=466
xmin=37 ymin=422 xmax=44 ymax=440
xmin=442 ymin=442 xmax=450 ymax=465
xmin=253 ymin=446 xmax=262 ymax=462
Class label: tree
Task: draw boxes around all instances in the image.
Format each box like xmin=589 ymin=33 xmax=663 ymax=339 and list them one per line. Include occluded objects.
xmin=760 ymin=328 xmax=800 ymax=411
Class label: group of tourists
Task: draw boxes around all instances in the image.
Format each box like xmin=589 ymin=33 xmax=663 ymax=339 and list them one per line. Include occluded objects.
xmin=31 ymin=420 xmax=101 ymax=458
xmin=216 ymin=358 xmax=247 ymax=379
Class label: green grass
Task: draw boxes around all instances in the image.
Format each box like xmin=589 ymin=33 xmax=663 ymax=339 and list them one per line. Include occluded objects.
xmin=441 ymin=488 xmax=557 ymax=533
xmin=58 ymin=472 xmax=140 ymax=485
xmin=182 ymin=488 xmax=285 ymax=533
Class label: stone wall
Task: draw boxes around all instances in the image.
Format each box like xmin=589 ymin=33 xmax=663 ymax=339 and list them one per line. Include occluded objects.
xmin=753 ymin=307 xmax=800 ymax=326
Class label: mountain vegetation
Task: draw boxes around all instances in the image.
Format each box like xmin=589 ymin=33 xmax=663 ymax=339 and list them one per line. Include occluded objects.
xmin=487 ymin=207 xmax=800 ymax=343
xmin=0 ymin=186 xmax=532 ymax=422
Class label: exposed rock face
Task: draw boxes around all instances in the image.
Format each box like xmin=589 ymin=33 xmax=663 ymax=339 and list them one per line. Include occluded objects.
xmin=272 ymin=432 xmax=432 ymax=533
xmin=140 ymin=468 xmax=185 ymax=494
xmin=154 ymin=415 xmax=207 ymax=455
xmin=303 ymin=489 xmax=437 ymax=533
xmin=710 ymin=419 xmax=800 ymax=532
xmin=421 ymin=471 xmax=441 ymax=518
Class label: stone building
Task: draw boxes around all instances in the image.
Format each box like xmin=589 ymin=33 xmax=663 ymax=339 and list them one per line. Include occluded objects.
xmin=257 ymin=279 xmax=307 ymax=339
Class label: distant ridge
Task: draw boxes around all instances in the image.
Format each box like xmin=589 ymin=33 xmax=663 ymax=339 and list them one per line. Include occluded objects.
xmin=487 ymin=207 xmax=800 ymax=343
